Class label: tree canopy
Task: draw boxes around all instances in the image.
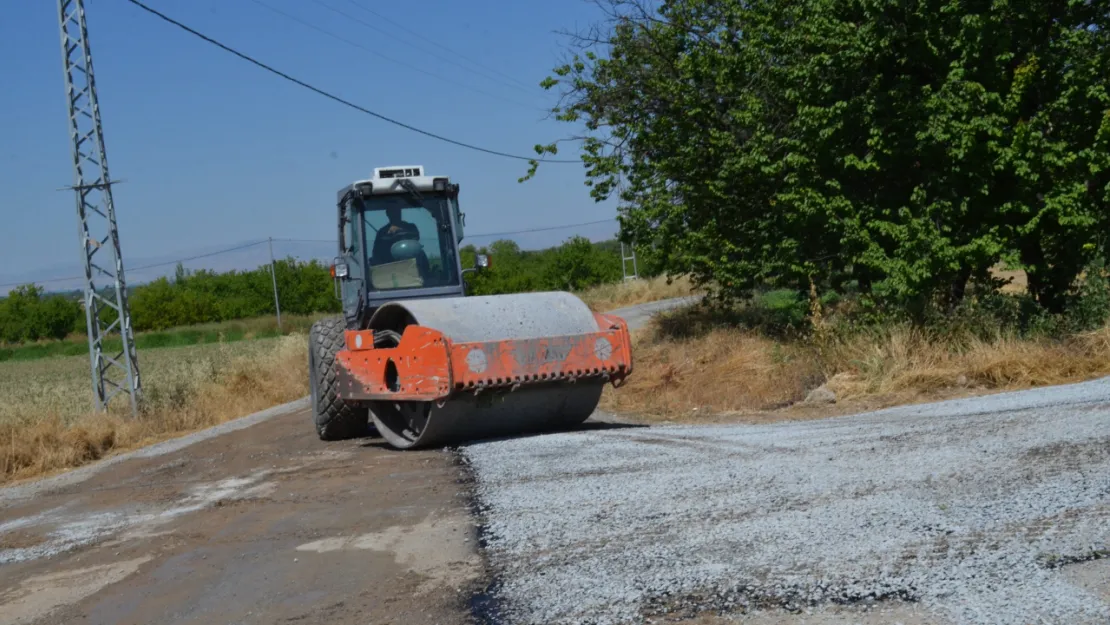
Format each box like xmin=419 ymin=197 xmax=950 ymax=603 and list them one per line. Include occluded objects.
xmin=535 ymin=0 xmax=1110 ymax=318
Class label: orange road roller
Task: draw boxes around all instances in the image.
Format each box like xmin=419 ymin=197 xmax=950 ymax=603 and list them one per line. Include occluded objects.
xmin=309 ymin=166 xmax=633 ymax=449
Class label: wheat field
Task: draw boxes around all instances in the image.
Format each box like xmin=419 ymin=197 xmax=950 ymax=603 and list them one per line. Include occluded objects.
xmin=0 ymin=335 xmax=309 ymax=484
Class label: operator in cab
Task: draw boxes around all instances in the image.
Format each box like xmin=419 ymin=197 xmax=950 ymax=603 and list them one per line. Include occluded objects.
xmin=371 ymin=205 xmax=431 ymax=277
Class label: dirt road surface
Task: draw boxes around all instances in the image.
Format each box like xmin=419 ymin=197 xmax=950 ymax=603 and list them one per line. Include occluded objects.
xmin=0 ymin=400 xmax=481 ymax=625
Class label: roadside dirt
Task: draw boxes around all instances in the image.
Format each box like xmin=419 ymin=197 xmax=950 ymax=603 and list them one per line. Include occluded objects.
xmin=0 ymin=405 xmax=482 ymax=625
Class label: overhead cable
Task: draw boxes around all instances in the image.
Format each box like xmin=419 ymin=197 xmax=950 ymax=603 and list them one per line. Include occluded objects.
xmin=123 ymin=0 xmax=577 ymax=163
xmin=245 ymin=0 xmax=540 ymax=111
xmin=274 ymin=217 xmax=618 ymax=244
xmin=324 ymin=0 xmax=536 ymax=94
xmin=0 ymin=240 xmax=268 ymax=288
xmin=5 ymin=216 xmax=618 ymax=288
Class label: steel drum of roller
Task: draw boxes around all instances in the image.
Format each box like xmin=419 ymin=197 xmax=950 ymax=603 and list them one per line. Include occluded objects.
xmin=365 ymin=292 xmax=609 ymax=449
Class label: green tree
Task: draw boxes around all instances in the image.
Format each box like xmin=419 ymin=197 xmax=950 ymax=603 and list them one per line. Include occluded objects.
xmin=129 ymin=278 xmax=181 ymax=330
xmin=463 ymin=237 xmax=623 ymax=295
xmin=544 ymin=235 xmax=623 ymax=290
xmin=0 ymin=285 xmax=83 ymax=342
xmin=534 ymin=0 xmax=1110 ymax=318
xmin=126 ymin=259 xmax=340 ymax=331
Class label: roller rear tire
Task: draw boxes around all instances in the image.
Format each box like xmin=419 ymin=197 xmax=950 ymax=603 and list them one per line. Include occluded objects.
xmin=309 ymin=317 xmax=371 ymax=441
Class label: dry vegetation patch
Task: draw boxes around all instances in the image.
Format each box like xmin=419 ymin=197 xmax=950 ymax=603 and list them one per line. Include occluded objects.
xmin=579 ymin=275 xmax=699 ymax=311
xmin=602 ymin=304 xmax=1110 ymax=423
xmin=601 ymin=328 xmax=822 ymax=418
xmin=0 ymin=334 xmax=308 ymax=485
xmin=822 ymin=326 xmax=1110 ymax=398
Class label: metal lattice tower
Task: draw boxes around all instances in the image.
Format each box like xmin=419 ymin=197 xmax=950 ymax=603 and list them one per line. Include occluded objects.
xmin=621 ymin=241 xmax=639 ymax=281
xmin=57 ymin=0 xmax=141 ymax=414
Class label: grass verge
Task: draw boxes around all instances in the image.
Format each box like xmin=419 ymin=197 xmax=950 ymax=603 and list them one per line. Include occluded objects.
xmin=0 ymin=334 xmax=308 ymax=485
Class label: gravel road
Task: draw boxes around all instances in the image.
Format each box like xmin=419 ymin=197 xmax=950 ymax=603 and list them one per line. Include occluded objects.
xmin=463 ymin=378 xmax=1110 ymax=625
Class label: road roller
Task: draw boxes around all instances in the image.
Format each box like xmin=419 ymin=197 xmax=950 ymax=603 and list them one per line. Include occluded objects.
xmin=309 ymin=165 xmax=634 ymax=449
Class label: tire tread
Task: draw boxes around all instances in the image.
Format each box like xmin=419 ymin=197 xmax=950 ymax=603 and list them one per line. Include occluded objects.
xmin=310 ymin=316 xmax=370 ymax=440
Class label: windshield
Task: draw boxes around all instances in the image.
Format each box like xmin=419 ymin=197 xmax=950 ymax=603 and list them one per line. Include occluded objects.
xmin=360 ymin=193 xmax=460 ymax=291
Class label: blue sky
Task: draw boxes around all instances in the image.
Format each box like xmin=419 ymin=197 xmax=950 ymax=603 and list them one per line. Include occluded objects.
xmin=1 ymin=0 xmax=616 ymax=288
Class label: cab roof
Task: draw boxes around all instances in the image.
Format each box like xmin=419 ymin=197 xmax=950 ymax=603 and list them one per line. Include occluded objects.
xmin=340 ymin=165 xmax=454 ymax=198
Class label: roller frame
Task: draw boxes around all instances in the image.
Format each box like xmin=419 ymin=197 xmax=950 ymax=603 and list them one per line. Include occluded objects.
xmin=334 ymin=312 xmax=632 ymax=403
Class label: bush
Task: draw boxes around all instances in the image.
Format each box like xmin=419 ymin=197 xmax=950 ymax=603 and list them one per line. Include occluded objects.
xmin=1 ymin=258 xmax=339 ymax=342
xmin=1063 ymin=258 xmax=1110 ymax=333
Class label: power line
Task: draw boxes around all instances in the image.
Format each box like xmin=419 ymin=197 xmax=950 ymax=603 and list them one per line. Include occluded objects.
xmin=339 ymin=0 xmax=536 ymax=92
xmin=0 ymin=240 xmax=268 ymax=289
xmin=129 ymin=239 xmax=269 ymax=272
xmin=122 ymin=0 xmax=577 ymax=164
xmin=244 ymin=0 xmax=541 ymax=111
xmin=4 ymin=217 xmax=618 ymax=290
xmin=464 ymin=218 xmax=617 ymax=239
xmin=273 ymin=217 xmax=618 ymax=244
xmin=321 ymin=0 xmax=536 ymax=95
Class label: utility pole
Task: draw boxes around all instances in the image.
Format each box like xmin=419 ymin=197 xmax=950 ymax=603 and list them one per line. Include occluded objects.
xmin=268 ymin=237 xmax=282 ymax=331
xmin=57 ymin=0 xmax=141 ymax=415
xmin=621 ymin=241 xmax=639 ymax=281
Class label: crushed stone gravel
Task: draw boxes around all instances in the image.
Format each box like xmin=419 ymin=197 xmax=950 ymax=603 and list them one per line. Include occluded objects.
xmin=461 ymin=377 xmax=1110 ymax=625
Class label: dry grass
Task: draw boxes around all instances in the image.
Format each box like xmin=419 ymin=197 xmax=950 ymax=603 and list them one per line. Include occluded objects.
xmin=994 ymin=267 xmax=1029 ymax=294
xmin=0 ymin=334 xmax=308 ymax=485
xmin=578 ymin=275 xmax=699 ymax=312
xmin=821 ymin=326 xmax=1110 ymax=399
xmin=579 ymin=266 xmax=1021 ymax=313
xmin=602 ymin=309 xmax=1110 ymax=423
xmin=601 ymin=328 xmax=822 ymax=418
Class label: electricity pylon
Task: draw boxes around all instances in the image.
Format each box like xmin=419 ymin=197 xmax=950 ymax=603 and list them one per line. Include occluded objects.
xmin=57 ymin=0 xmax=141 ymax=414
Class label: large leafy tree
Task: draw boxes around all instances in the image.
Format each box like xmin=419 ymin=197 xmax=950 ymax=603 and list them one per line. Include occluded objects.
xmin=535 ymin=0 xmax=1110 ymax=315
